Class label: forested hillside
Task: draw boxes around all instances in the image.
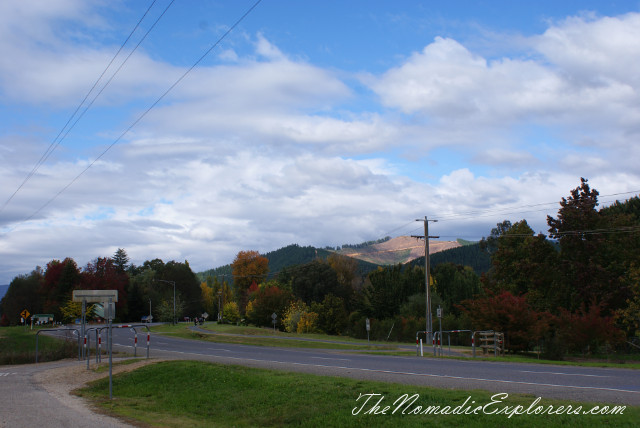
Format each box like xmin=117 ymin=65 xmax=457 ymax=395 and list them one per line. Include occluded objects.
xmin=410 ymin=241 xmax=492 ymax=274
xmin=197 ymin=244 xmax=380 ymax=284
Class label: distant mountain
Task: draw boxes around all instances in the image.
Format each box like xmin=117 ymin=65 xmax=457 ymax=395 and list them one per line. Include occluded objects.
xmin=335 ymin=236 xmax=461 ymax=265
xmin=197 ymin=244 xmax=381 ymax=284
xmin=196 ymin=238 xmax=489 ymax=285
xmin=0 ymin=284 xmax=9 ymax=301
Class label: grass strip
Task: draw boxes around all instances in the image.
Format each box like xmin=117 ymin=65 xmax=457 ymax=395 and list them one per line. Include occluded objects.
xmin=153 ymin=324 xmax=398 ymax=351
xmin=0 ymin=326 xmax=77 ymax=364
xmin=77 ymin=360 xmax=639 ymax=428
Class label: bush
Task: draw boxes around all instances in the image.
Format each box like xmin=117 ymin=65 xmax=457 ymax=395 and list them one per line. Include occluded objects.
xmin=297 ymin=312 xmax=320 ymax=333
xmin=223 ymin=302 xmax=240 ymax=324
xmin=283 ymin=300 xmax=308 ymax=333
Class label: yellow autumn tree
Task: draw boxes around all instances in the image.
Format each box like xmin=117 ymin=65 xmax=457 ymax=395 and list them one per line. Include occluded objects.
xmin=200 ymin=282 xmax=216 ymax=316
xmin=297 ymin=311 xmax=319 ymax=334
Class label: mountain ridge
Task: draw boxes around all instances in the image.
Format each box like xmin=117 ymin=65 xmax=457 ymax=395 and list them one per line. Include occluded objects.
xmin=196 ymin=237 xmax=476 ymax=282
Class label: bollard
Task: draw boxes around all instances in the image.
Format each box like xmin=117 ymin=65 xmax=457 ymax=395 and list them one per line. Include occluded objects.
xmin=420 ymin=339 xmax=423 ymax=356
xmin=472 ymin=333 xmax=476 ymax=358
xmin=134 ymin=333 xmax=138 ymax=357
xmin=86 ymin=335 xmax=90 ymax=369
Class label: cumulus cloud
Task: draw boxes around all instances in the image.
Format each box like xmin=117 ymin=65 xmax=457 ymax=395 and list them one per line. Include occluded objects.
xmin=2 ymin=4 xmax=640 ymax=283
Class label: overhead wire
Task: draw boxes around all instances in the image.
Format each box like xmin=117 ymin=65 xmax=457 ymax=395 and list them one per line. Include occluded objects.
xmin=3 ymin=0 xmax=264 ymax=234
xmin=0 ymin=0 xmax=162 ymax=215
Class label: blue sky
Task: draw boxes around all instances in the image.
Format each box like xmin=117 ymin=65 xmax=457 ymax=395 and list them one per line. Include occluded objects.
xmin=1 ymin=0 xmax=640 ymax=283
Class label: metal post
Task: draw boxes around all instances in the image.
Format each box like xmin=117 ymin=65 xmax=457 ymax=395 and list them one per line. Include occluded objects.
xmin=217 ymin=291 xmax=222 ymax=323
xmin=472 ymin=331 xmax=476 ymax=358
xmin=108 ymin=297 xmax=113 ymax=400
xmin=433 ymin=331 xmax=437 ymax=356
xmin=86 ymin=333 xmax=90 ymax=369
xmin=438 ymin=305 xmax=442 ymax=357
xmin=81 ymin=299 xmax=86 ymax=360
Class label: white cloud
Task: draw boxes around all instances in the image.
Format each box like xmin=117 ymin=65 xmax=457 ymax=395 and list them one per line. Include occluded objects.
xmin=2 ymin=5 xmax=640 ymax=284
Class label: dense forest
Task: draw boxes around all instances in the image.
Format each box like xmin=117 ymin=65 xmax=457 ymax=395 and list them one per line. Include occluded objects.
xmin=411 ymin=241 xmax=492 ymax=274
xmin=2 ymin=179 xmax=639 ymax=359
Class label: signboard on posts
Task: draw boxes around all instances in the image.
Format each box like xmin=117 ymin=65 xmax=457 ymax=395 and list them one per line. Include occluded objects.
xmin=72 ymin=289 xmax=118 ymax=302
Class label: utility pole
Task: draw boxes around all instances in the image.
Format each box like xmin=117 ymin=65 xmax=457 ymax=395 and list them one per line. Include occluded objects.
xmin=412 ymin=216 xmax=439 ymax=345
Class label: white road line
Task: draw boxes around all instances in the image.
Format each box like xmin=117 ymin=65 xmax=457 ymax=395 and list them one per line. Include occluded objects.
xmin=519 ymin=370 xmax=609 ymax=378
xmin=311 ymin=357 xmax=351 ymax=361
xmin=155 ymin=349 xmax=640 ymax=396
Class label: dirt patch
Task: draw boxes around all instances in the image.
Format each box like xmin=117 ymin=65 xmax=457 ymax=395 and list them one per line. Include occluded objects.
xmin=35 ymin=358 xmax=165 ymax=427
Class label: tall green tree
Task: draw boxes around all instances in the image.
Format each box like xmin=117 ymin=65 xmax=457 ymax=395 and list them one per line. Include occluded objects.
xmin=362 ymin=264 xmax=424 ymax=319
xmin=0 ymin=268 xmax=43 ymax=324
xmin=547 ymin=178 xmax=632 ymax=313
xmin=113 ymin=248 xmax=130 ymax=273
xmin=290 ymin=260 xmax=344 ymax=305
xmin=433 ymin=263 xmax=482 ymax=316
xmin=481 ymin=220 xmax=559 ymax=310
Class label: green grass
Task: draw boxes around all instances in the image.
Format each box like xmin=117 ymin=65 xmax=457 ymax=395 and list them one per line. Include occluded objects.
xmin=151 ymin=323 xmax=400 ymax=351
xmin=77 ymin=360 xmax=639 ymax=428
xmin=0 ymin=326 xmax=77 ymax=365
xmin=151 ymin=323 xmax=640 ymax=369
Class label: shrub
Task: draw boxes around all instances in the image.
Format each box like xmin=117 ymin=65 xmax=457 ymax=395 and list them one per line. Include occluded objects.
xmin=223 ymin=301 xmax=240 ymax=324
xmin=283 ymin=300 xmax=309 ymax=333
xmin=297 ymin=312 xmax=319 ymax=334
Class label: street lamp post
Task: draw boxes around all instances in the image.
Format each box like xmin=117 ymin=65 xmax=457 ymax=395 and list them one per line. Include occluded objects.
xmin=155 ymin=279 xmax=176 ymax=325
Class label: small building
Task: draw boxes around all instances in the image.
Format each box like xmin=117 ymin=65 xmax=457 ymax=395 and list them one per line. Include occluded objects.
xmin=32 ymin=314 xmax=54 ymax=325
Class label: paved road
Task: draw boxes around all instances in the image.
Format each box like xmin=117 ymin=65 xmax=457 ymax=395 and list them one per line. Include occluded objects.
xmin=105 ymin=326 xmax=640 ymax=405
xmin=0 ymin=360 xmax=132 ymax=428
xmin=2 ymin=325 xmax=638 ymax=428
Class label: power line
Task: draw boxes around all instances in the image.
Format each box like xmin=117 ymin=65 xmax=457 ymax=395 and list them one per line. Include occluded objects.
xmin=3 ymin=0 xmax=264 ymax=235
xmin=0 ymin=0 xmax=163 ymax=214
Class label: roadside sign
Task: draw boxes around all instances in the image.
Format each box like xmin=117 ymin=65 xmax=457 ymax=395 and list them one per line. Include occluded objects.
xmin=72 ymin=289 xmax=118 ymax=302
xmin=365 ymin=318 xmax=370 ymax=331
xmin=437 ymin=307 xmax=442 ymax=318
xmin=20 ymin=309 xmax=30 ymax=319
xmin=105 ymin=302 xmax=116 ymax=321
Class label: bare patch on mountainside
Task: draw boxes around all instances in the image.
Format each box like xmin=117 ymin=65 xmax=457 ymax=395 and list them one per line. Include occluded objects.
xmin=337 ymin=236 xmax=460 ymax=265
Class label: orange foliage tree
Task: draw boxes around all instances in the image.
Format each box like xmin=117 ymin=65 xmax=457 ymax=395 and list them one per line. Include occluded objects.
xmin=231 ymin=250 xmax=269 ymax=314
